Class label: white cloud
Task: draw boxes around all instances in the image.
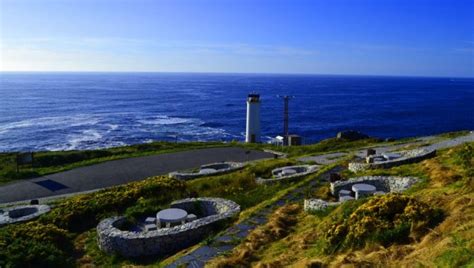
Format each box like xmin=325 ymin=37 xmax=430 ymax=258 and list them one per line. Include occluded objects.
xmin=0 ymin=37 xmax=320 ymax=71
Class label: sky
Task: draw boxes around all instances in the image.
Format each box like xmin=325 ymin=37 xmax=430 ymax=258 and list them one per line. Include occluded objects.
xmin=0 ymin=0 xmax=473 ymax=77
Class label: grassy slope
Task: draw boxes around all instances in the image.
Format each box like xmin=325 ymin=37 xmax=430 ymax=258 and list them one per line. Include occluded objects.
xmin=209 ymin=142 xmax=474 ymax=267
xmin=0 ymin=131 xmax=470 ymax=267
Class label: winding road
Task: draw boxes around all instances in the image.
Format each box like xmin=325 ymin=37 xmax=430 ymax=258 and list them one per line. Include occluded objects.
xmin=0 ymin=147 xmax=274 ymax=204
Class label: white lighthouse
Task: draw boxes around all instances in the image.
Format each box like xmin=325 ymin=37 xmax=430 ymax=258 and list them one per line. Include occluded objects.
xmin=245 ymin=93 xmax=261 ymax=143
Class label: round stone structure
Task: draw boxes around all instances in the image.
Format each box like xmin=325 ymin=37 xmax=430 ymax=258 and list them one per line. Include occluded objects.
xmin=348 ymin=148 xmax=436 ymax=172
xmin=256 ymin=165 xmax=319 ymax=184
xmin=96 ymin=197 xmax=240 ymax=257
xmin=0 ymin=205 xmax=51 ymax=226
xmin=304 ymin=176 xmax=419 ymax=212
xmin=169 ymin=162 xmax=245 ymax=180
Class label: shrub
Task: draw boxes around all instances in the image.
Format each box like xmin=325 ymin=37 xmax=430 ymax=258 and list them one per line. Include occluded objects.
xmin=324 ymin=194 xmax=443 ymax=251
xmin=0 ymin=222 xmax=74 ymax=268
xmin=454 ymin=143 xmax=474 ymax=177
xmin=213 ymin=204 xmax=301 ymax=267
xmin=42 ymin=176 xmax=187 ymax=232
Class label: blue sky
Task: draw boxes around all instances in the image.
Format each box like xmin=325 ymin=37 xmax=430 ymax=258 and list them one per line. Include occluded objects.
xmin=1 ymin=0 xmax=473 ymax=77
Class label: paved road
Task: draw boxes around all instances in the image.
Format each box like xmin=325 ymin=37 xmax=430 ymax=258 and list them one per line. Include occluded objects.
xmin=0 ymin=147 xmax=273 ymax=204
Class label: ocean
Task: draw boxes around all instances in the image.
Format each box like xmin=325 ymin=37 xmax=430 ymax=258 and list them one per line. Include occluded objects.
xmin=0 ymin=72 xmax=473 ymax=152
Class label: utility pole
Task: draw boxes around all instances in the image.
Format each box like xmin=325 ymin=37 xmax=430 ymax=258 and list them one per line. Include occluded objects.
xmin=277 ymin=95 xmax=294 ymax=145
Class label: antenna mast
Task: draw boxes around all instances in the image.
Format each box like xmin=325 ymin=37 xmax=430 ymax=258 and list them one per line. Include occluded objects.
xmin=277 ymin=95 xmax=294 ymax=145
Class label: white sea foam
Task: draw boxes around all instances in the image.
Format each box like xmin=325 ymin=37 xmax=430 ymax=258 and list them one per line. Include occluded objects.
xmin=137 ymin=115 xmax=192 ymax=126
xmin=0 ymin=114 xmax=100 ymax=135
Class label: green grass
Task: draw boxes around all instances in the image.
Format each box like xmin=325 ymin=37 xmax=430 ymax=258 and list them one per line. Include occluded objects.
xmin=1 ymin=131 xmax=472 ymax=267
xmin=437 ymin=130 xmax=470 ymax=139
xmin=240 ymin=137 xmax=381 ymax=157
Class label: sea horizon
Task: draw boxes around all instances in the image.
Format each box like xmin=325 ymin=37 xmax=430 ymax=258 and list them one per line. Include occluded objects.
xmin=2 ymin=70 xmax=474 ymax=80
xmin=1 ymin=72 xmax=473 ymax=152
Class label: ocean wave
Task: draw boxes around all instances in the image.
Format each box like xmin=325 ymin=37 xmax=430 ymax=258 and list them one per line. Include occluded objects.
xmin=0 ymin=114 xmax=100 ymax=135
xmin=137 ymin=115 xmax=193 ymax=126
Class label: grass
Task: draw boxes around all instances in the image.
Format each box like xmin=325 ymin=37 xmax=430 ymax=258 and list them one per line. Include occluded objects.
xmin=228 ymin=142 xmax=474 ymax=267
xmin=209 ymin=204 xmax=302 ymax=267
xmin=1 ymin=132 xmax=472 ymax=267
xmin=241 ymin=137 xmax=382 ymax=157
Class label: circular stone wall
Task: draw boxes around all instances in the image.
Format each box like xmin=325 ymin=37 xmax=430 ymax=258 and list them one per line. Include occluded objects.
xmin=169 ymin=162 xmax=245 ymax=180
xmin=97 ymin=197 xmax=240 ymax=257
xmin=348 ymin=149 xmax=435 ymax=172
xmin=256 ymin=165 xmax=319 ymax=184
xmin=0 ymin=205 xmax=51 ymax=226
xmin=305 ymin=176 xmax=418 ymax=212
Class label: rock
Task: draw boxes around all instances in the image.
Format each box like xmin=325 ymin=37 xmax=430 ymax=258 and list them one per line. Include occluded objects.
xmin=336 ymin=130 xmax=370 ymax=141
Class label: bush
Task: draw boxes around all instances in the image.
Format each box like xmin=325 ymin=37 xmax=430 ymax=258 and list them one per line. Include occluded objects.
xmin=324 ymin=194 xmax=444 ymax=251
xmin=0 ymin=222 xmax=74 ymax=268
xmin=42 ymin=176 xmax=187 ymax=232
xmin=454 ymin=143 xmax=474 ymax=177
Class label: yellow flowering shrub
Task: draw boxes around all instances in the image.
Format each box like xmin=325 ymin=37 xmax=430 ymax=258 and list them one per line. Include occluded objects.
xmin=325 ymin=194 xmax=443 ymax=251
xmin=0 ymin=222 xmax=73 ymax=267
xmin=42 ymin=176 xmax=187 ymax=232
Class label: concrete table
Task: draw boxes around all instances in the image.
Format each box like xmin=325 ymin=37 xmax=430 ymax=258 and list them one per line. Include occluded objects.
xmin=157 ymin=208 xmax=188 ymax=228
xmin=352 ymin=183 xmax=377 ymax=199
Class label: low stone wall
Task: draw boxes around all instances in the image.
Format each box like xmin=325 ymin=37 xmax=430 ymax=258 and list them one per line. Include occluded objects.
xmin=168 ymin=162 xmax=245 ymax=180
xmin=304 ymin=176 xmax=418 ymax=212
xmin=330 ymin=176 xmax=418 ymax=196
xmin=0 ymin=205 xmax=51 ymax=226
xmin=256 ymin=165 xmax=319 ymax=185
xmin=348 ymin=149 xmax=436 ymax=172
xmin=97 ymin=197 xmax=240 ymax=257
xmin=263 ymin=149 xmax=288 ymax=159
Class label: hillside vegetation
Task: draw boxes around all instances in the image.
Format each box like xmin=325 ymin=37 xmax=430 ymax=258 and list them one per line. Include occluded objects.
xmin=0 ymin=132 xmax=472 ymax=267
xmin=210 ymin=142 xmax=474 ymax=267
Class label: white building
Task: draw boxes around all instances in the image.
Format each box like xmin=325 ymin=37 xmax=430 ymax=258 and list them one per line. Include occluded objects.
xmin=245 ymin=93 xmax=261 ymax=143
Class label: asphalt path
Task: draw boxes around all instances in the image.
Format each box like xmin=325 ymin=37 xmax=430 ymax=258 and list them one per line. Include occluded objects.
xmin=0 ymin=147 xmax=274 ymax=204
